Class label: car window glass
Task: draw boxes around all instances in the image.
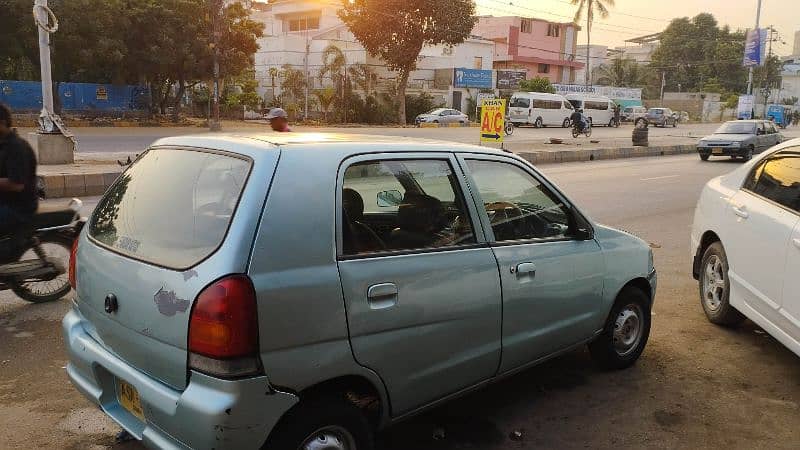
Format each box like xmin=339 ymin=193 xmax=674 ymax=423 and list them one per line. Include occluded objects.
xmin=341 ymin=159 xmax=476 ymax=256
xmin=750 ymin=150 xmax=800 ymax=213
xmin=465 ymin=160 xmax=572 ymax=242
xmin=767 ymin=123 xmax=777 ymax=134
xmin=510 ymin=98 xmax=530 ymax=108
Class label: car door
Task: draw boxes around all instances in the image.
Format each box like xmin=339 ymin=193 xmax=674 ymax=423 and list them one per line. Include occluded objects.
xmin=337 ymin=153 xmax=502 ymax=416
xmin=458 ymin=155 xmax=605 ymax=373
xmin=725 ymin=150 xmax=799 ymax=318
xmin=755 ymin=122 xmax=770 ymax=151
xmin=766 ymin=122 xmax=781 ymax=148
xmin=774 ymin=150 xmax=800 ymax=340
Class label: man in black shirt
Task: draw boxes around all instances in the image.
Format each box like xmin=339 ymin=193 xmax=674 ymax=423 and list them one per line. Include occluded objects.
xmin=570 ymin=109 xmax=586 ymax=132
xmin=0 ymin=103 xmax=38 ymax=236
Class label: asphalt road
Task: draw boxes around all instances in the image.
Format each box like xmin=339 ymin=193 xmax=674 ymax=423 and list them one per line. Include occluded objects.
xmin=1 ymin=154 xmax=799 ymax=449
xmin=23 ymin=122 xmax=794 ymax=157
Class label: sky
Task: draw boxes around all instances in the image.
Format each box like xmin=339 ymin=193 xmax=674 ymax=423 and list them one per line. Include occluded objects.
xmin=474 ymin=0 xmax=799 ymax=55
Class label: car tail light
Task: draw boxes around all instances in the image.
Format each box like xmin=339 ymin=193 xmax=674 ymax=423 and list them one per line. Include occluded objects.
xmin=188 ymin=275 xmax=261 ymax=378
xmin=68 ymin=238 xmax=78 ymax=290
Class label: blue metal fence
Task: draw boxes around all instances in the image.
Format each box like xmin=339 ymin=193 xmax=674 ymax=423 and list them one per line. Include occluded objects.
xmin=0 ymin=80 xmax=149 ymax=112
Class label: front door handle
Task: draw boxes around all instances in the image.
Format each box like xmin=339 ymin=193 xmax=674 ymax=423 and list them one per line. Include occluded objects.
xmin=732 ymin=205 xmax=749 ymax=219
xmin=511 ymin=262 xmax=537 ymax=277
xmin=367 ymin=283 xmax=398 ymax=310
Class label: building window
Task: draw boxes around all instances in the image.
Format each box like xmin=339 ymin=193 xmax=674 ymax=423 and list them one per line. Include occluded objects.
xmin=547 ymin=24 xmax=560 ymax=37
xmin=473 ymin=57 xmax=483 ymax=69
xmin=287 ymin=15 xmax=320 ymax=32
xmin=538 ymin=64 xmax=550 ymax=74
xmin=520 ymin=18 xmax=532 ymax=33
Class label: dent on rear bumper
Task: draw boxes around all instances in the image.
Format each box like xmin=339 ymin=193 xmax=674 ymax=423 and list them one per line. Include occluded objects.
xmin=63 ymin=306 xmax=299 ymax=450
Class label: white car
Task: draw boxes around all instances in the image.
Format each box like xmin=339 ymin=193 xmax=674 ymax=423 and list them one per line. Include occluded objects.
xmin=691 ymin=138 xmax=800 ymax=356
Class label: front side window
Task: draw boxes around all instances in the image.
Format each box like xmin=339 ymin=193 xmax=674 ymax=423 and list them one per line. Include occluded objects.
xmin=466 ymin=160 xmax=573 ymax=242
xmin=746 ymin=149 xmax=800 ymax=213
xmin=510 ymin=97 xmax=530 ymax=108
xmin=341 ymin=159 xmax=476 ymax=256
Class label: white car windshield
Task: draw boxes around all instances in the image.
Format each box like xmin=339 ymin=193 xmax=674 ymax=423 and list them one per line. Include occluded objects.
xmin=715 ymin=122 xmax=756 ymax=134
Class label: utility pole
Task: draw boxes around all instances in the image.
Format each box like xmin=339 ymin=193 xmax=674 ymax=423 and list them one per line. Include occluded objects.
xmin=585 ymin=9 xmax=590 ymax=89
xmin=746 ymin=0 xmax=763 ymax=96
xmin=209 ymin=0 xmax=222 ymax=131
xmin=304 ymin=17 xmax=310 ymax=121
xmin=660 ymin=71 xmax=666 ymax=104
xmin=763 ymin=26 xmax=776 ymax=114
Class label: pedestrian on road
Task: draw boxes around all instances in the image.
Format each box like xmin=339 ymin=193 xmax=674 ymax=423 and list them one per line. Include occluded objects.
xmin=266 ymin=108 xmax=291 ymax=132
xmin=0 ymin=103 xmax=38 ymax=236
xmin=613 ymin=104 xmax=621 ymax=126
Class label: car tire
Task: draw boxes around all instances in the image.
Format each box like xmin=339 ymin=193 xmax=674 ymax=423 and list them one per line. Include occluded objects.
xmin=535 ymin=117 xmax=543 ymax=128
xmin=432 ymin=120 xmax=439 ymax=124
xmin=563 ymin=118 xmax=571 ymax=128
xmin=263 ymin=396 xmax=374 ymax=450
xmin=743 ymin=146 xmax=754 ymax=161
xmin=673 ymin=121 xmax=677 ymax=128
xmin=588 ymin=286 xmax=651 ymax=370
xmin=700 ymin=153 xmax=710 ymax=161
xmin=698 ymin=242 xmax=745 ymax=327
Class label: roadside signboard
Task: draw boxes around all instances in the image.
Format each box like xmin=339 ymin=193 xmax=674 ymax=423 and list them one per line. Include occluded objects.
xmin=497 ymin=70 xmax=527 ymax=90
xmin=454 ymin=68 xmax=494 ymax=88
xmin=743 ymin=28 xmax=768 ymax=67
xmin=480 ymin=98 xmax=505 ymax=144
xmin=737 ymin=95 xmax=754 ymax=119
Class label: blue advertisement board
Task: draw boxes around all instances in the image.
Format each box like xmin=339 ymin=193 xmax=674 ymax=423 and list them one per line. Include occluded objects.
xmin=454 ymin=68 xmax=493 ymax=89
xmin=743 ymin=28 xmax=768 ymax=67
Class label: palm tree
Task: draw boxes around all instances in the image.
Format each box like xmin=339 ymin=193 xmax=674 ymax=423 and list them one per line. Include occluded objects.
xmin=594 ymin=58 xmax=646 ymax=87
xmin=314 ymin=88 xmax=337 ymax=122
xmin=319 ymin=44 xmax=347 ymax=91
xmin=571 ymin=0 xmax=615 ymax=87
xmin=348 ymin=63 xmax=378 ymax=94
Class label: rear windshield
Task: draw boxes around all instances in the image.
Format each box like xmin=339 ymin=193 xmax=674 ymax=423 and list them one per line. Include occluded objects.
xmin=89 ymin=148 xmax=251 ymax=269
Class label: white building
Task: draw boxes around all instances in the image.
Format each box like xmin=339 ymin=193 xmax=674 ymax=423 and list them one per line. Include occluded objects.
xmin=250 ymin=0 xmax=495 ymax=113
xmin=613 ymin=33 xmax=660 ymax=65
xmin=574 ymin=44 xmax=609 ymax=84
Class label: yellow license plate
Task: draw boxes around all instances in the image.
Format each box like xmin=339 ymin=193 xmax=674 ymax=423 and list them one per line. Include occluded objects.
xmin=712 ymin=148 xmax=724 ymax=155
xmin=117 ymin=378 xmax=145 ymax=420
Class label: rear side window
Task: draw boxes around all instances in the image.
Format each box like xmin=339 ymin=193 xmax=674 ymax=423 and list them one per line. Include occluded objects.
xmin=89 ymin=148 xmax=251 ymax=269
xmin=744 ymin=149 xmax=800 ymax=213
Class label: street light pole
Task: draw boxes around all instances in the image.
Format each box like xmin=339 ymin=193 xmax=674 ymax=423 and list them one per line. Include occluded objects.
xmin=34 ymin=0 xmax=56 ymax=132
xmin=746 ymin=0 xmax=763 ymax=96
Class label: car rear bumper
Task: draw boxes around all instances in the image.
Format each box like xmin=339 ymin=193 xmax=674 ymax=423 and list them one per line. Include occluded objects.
xmin=63 ymin=304 xmax=299 ymax=450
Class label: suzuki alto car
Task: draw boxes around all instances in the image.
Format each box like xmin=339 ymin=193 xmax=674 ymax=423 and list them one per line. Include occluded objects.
xmin=64 ymin=133 xmax=656 ymax=450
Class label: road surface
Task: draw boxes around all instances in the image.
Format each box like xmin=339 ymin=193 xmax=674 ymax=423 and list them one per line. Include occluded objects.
xmin=1 ymin=155 xmax=798 ymax=449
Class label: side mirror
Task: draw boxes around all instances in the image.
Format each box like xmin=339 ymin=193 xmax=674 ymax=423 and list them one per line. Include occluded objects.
xmin=377 ymin=190 xmax=403 ymax=207
xmin=570 ymin=206 xmax=594 ymax=240
xmin=574 ymin=227 xmax=594 ymax=241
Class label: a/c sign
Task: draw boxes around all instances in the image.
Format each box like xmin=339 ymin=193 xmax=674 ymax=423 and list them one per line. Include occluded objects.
xmin=480 ymin=98 xmax=505 ymax=143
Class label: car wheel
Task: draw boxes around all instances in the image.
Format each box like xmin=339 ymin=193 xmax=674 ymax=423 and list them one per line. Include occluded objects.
xmin=672 ymin=120 xmax=677 ymax=128
xmin=432 ymin=120 xmax=439 ymax=124
xmin=743 ymin=146 xmax=754 ymax=161
xmin=563 ymin=118 xmax=571 ymax=128
xmin=609 ymin=118 xmax=615 ymax=127
xmin=535 ymin=117 xmax=543 ymax=128
xmin=700 ymin=153 xmax=710 ymax=161
xmin=588 ymin=286 xmax=651 ymax=370
xmin=699 ymin=242 xmax=745 ymax=326
xmin=263 ymin=397 xmax=374 ymax=450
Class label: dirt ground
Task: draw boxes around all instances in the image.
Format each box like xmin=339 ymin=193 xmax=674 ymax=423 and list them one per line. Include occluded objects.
xmin=1 ymin=155 xmax=798 ymax=450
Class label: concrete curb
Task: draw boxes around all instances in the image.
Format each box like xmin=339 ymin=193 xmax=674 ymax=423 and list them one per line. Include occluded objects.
xmin=418 ymin=122 xmax=479 ymax=128
xmin=40 ymin=170 xmax=121 ymax=199
xmin=516 ymin=144 xmax=697 ymax=165
xmin=16 ymin=119 xmax=194 ymax=128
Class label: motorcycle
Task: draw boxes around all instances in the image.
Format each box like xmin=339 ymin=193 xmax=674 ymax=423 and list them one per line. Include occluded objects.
xmin=572 ymin=121 xmax=592 ymax=138
xmin=0 ymin=199 xmax=85 ymax=303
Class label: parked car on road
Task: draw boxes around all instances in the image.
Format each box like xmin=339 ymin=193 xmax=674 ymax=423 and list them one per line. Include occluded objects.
xmin=691 ymin=138 xmax=800 ymax=357
xmin=508 ymin=92 xmax=573 ymax=128
xmin=64 ymin=133 xmax=656 ymax=450
xmin=697 ymin=120 xmax=784 ymax=161
xmin=621 ymin=106 xmax=647 ymax=123
xmin=645 ymin=107 xmax=678 ymax=128
xmin=415 ymin=108 xmax=469 ymax=125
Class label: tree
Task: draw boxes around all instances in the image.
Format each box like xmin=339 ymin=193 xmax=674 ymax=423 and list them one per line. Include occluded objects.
xmin=280 ymin=64 xmax=308 ymax=104
xmin=594 ymin=58 xmax=648 ymax=87
xmin=320 ymin=45 xmax=347 ymax=90
xmin=314 ymin=88 xmax=337 ymax=122
xmin=339 ymin=0 xmax=477 ymax=123
xmin=782 ymin=97 xmax=799 ymax=106
xmin=519 ymin=77 xmax=556 ymax=93
xmin=348 ymin=63 xmax=378 ymax=94
xmin=571 ymin=0 xmax=615 ymax=86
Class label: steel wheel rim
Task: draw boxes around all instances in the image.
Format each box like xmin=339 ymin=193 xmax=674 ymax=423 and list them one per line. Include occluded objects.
xmin=17 ymin=241 xmax=70 ymax=297
xmin=612 ymin=303 xmax=644 ymax=357
xmin=301 ymin=425 xmax=356 ymax=450
xmin=703 ymin=255 xmax=726 ymax=312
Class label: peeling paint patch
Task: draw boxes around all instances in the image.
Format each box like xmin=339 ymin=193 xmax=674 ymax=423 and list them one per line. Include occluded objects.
xmin=154 ymin=287 xmax=190 ymax=316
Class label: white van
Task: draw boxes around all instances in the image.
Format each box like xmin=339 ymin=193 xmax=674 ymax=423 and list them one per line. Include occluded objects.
xmin=565 ymin=94 xmax=617 ymax=127
xmin=508 ymin=92 xmax=573 ymax=128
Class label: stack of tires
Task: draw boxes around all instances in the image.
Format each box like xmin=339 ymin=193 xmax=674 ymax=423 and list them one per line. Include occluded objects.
xmin=632 ymin=118 xmax=649 ymax=147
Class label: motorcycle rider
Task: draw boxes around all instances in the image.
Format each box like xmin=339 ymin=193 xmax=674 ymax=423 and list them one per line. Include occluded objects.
xmin=0 ymin=103 xmax=38 ymax=236
xmin=570 ymin=108 xmax=587 ymax=133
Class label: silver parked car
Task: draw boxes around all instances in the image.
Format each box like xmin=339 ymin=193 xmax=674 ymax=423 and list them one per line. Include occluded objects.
xmin=415 ymin=108 xmax=469 ymax=125
xmin=697 ymin=120 xmax=784 ymax=161
xmin=645 ymin=107 xmax=678 ymax=127
xmin=64 ymin=133 xmax=656 ymax=450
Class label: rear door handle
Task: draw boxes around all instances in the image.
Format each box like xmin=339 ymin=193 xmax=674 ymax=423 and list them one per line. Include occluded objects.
xmin=732 ymin=205 xmax=749 ymax=219
xmin=367 ymin=283 xmax=398 ymax=310
xmin=511 ymin=262 xmax=537 ymax=277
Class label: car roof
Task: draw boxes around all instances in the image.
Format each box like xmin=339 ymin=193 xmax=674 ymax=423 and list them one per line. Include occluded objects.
xmin=150 ymin=132 xmax=512 ymax=158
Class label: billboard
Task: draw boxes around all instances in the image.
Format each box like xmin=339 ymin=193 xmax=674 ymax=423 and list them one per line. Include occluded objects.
xmin=454 ymin=68 xmax=493 ymax=89
xmin=553 ymin=84 xmax=642 ymax=101
xmin=743 ymin=28 xmax=768 ymax=67
xmin=496 ymin=70 xmax=527 ymax=90
xmin=737 ymin=94 xmax=755 ymax=119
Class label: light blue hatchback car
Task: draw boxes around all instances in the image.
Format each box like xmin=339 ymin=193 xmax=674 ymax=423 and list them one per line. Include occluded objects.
xmin=63 ymin=133 xmax=656 ymax=450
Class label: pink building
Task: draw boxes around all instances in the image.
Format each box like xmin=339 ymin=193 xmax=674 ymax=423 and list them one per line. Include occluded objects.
xmin=473 ymin=16 xmax=583 ymax=84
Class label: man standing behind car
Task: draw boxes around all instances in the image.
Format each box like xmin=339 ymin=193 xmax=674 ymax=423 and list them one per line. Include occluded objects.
xmin=266 ymin=108 xmax=291 ymax=132
xmin=0 ymin=103 xmax=38 ymax=235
